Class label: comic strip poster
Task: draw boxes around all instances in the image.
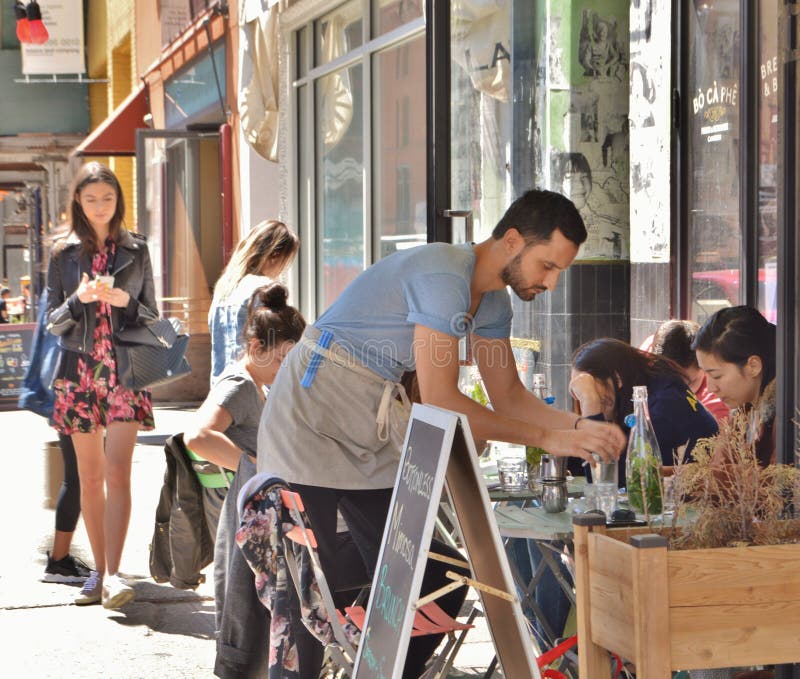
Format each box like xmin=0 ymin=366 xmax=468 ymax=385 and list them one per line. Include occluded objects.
xmin=546 ymin=0 xmax=630 ymax=261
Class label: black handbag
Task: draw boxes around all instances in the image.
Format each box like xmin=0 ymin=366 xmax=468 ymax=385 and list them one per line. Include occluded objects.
xmin=114 ymin=318 xmax=191 ymax=391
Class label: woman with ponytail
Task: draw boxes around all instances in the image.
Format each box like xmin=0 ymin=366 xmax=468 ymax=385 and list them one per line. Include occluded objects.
xmin=208 ymin=220 xmax=299 ymax=383
xmin=186 ymin=282 xmax=305 ymax=532
xmin=185 ymin=282 xmax=305 ymax=678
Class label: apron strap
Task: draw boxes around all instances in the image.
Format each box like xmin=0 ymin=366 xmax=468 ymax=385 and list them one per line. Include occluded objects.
xmin=300 ymin=335 xmax=410 ymax=442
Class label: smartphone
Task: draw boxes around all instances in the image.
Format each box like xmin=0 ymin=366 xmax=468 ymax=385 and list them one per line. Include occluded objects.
xmin=95 ymin=274 xmax=115 ymax=290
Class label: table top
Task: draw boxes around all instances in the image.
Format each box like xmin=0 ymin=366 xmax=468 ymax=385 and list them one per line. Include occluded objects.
xmin=494 ymin=502 xmax=681 ymax=540
xmin=493 ymin=504 xmax=577 ymax=540
xmin=486 ymin=475 xmax=586 ymax=502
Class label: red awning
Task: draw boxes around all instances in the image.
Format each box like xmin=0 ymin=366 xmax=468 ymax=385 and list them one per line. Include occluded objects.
xmin=73 ymin=85 xmax=149 ymax=157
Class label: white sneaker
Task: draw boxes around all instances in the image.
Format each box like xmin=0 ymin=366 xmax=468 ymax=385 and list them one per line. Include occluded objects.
xmin=101 ymin=573 xmax=135 ymax=609
xmin=75 ymin=570 xmax=103 ymax=605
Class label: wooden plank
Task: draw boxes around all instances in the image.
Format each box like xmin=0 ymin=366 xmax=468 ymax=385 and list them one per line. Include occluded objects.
xmin=604 ymin=525 xmax=661 ymax=544
xmin=586 ymin=532 xmax=636 ymax=658
xmin=445 ymin=422 xmax=539 ymax=679
xmin=670 ymin=600 xmax=800 ymax=668
xmin=574 ymin=522 xmax=612 ymax=679
xmin=632 ymin=540 xmax=671 ymax=677
xmin=669 ymin=544 xmax=800 ymax=607
xmin=590 ymin=572 xmax=635 ymax=660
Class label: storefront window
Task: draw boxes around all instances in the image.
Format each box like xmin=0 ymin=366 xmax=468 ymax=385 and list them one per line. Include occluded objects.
xmin=373 ymin=37 xmax=427 ymax=258
xmin=315 ymin=1 xmax=363 ymax=67
xmin=757 ymin=0 xmax=778 ymax=322
xmin=686 ymin=1 xmax=742 ymax=323
xmin=137 ymin=131 xmax=222 ymax=336
xmin=164 ymin=43 xmax=226 ymax=128
xmin=450 ymin=0 xmax=511 ymax=241
xmin=373 ymin=0 xmax=423 ymax=36
xmin=294 ymin=3 xmax=424 ymax=317
xmin=316 ymin=64 xmax=364 ymax=310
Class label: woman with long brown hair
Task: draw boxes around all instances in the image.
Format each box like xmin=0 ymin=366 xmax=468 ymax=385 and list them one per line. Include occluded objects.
xmin=570 ymin=337 xmax=719 ymax=475
xmin=46 ymin=162 xmax=158 ymax=608
xmin=208 ymin=219 xmax=299 ymax=383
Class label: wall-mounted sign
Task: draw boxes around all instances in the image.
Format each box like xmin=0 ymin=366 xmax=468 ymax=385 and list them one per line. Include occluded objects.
xmin=159 ymin=0 xmax=192 ymax=47
xmin=21 ymin=0 xmax=85 ymax=75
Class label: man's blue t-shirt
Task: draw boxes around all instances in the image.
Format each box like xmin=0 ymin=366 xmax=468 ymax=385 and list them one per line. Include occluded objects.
xmin=316 ymin=242 xmax=513 ymax=381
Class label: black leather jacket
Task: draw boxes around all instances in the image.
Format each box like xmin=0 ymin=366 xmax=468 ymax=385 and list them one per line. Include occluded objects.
xmin=46 ymin=229 xmax=159 ymax=354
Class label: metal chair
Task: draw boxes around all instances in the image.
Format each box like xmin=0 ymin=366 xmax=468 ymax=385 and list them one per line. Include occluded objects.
xmin=278 ymin=488 xmax=476 ymax=679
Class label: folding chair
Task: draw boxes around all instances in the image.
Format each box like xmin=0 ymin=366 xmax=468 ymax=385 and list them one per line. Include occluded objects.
xmin=278 ymin=488 xmax=477 ymax=679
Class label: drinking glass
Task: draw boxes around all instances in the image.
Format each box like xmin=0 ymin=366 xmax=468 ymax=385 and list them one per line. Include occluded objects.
xmin=590 ymin=457 xmax=618 ymax=520
xmin=496 ymin=444 xmax=527 ymax=491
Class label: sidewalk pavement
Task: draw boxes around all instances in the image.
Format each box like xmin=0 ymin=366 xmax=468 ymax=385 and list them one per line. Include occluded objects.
xmin=0 ymin=406 xmax=501 ymax=678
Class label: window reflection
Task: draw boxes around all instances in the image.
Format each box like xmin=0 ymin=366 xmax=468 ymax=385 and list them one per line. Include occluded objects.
xmin=316 ymin=64 xmax=364 ymax=311
xmin=374 ymin=38 xmax=427 ymax=259
xmin=450 ymin=0 xmax=512 ymax=241
xmin=372 ymin=0 xmax=423 ymax=36
xmin=686 ymin=0 xmax=742 ymax=323
xmin=315 ymin=0 xmax=362 ymax=67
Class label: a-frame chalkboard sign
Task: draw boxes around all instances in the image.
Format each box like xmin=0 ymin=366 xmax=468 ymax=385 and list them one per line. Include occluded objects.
xmin=352 ymin=404 xmax=540 ymax=679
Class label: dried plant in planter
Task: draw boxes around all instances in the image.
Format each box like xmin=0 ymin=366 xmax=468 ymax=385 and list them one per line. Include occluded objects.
xmin=668 ymin=407 xmax=800 ymax=550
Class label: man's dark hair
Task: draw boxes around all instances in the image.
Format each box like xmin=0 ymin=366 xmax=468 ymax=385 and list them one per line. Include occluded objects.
xmin=491 ymin=189 xmax=587 ymax=247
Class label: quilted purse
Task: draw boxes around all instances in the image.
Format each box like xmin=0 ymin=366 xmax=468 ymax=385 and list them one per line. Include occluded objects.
xmin=114 ymin=318 xmax=191 ymax=391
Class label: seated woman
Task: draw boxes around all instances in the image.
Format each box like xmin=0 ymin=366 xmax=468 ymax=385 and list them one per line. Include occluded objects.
xmin=569 ymin=338 xmax=719 ymax=480
xmin=651 ymin=319 xmax=729 ymax=422
xmin=692 ymin=305 xmax=776 ymax=466
xmin=184 ymin=282 xmax=305 ymax=678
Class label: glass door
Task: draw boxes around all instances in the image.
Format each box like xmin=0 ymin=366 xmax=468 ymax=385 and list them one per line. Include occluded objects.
xmin=429 ymin=0 xmax=535 ymax=372
xmin=683 ymin=0 xmax=742 ymax=324
xmin=135 ymin=129 xmax=223 ymax=335
xmin=429 ymin=1 xmax=521 ymax=245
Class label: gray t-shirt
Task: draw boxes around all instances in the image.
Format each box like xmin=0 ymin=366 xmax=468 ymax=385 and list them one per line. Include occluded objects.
xmin=211 ymin=362 xmax=265 ymax=457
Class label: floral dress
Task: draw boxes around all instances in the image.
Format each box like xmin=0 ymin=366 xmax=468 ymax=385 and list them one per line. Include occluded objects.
xmin=53 ymin=239 xmax=155 ymax=435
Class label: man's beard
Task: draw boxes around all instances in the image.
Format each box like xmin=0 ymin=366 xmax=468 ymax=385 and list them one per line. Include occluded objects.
xmin=501 ymin=253 xmax=546 ymax=301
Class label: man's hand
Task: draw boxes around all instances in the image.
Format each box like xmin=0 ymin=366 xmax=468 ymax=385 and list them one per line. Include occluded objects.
xmin=541 ymin=419 xmax=626 ymax=463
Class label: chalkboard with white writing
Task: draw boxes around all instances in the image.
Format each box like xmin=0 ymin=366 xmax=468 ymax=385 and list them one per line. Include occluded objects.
xmin=352 ymin=404 xmax=455 ymax=679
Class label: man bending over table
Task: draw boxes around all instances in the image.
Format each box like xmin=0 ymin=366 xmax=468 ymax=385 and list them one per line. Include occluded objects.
xmin=256 ymin=188 xmax=626 ymax=678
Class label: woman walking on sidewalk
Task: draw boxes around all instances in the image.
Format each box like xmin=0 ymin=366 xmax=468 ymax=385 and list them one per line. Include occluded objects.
xmin=46 ymin=162 xmax=159 ymax=609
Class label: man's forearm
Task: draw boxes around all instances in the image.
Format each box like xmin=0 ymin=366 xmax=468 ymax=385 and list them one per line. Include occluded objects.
xmin=490 ymin=382 xmax=579 ymax=430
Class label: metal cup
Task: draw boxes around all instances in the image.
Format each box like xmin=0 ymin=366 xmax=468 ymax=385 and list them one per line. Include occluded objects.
xmin=541 ymin=479 xmax=568 ymax=513
xmin=539 ymin=454 xmax=566 ymax=481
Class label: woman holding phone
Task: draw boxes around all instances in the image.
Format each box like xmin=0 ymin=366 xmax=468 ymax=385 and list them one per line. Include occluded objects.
xmin=46 ymin=162 xmax=159 ymax=609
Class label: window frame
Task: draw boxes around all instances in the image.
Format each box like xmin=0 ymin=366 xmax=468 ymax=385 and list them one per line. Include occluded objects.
xmin=282 ymin=0 xmax=425 ymax=320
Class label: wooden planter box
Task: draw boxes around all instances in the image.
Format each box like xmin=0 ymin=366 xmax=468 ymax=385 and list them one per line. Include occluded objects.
xmin=573 ymin=514 xmax=800 ymax=678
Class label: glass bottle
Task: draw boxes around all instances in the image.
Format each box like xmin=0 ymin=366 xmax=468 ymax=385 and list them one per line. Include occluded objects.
xmin=526 ymin=373 xmax=555 ymax=481
xmin=625 ymin=385 xmax=663 ymax=516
